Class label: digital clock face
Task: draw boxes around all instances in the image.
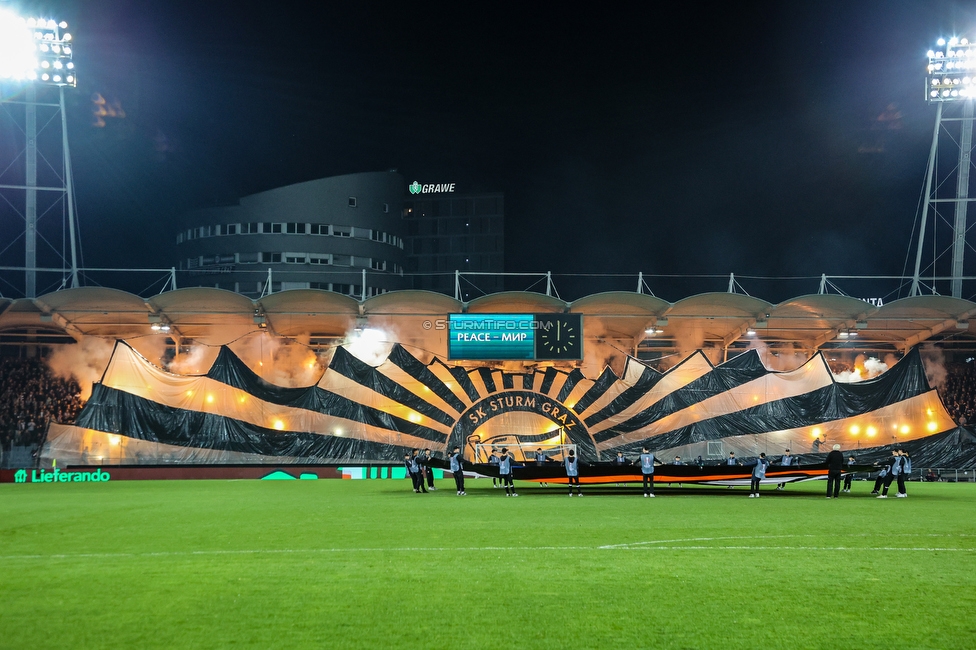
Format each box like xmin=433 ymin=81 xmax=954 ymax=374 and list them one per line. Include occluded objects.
xmin=535 ymin=315 xmax=582 ymax=360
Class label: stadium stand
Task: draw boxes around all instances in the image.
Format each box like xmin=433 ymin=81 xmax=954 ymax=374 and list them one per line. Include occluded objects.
xmin=0 ymin=357 xmax=82 ymax=467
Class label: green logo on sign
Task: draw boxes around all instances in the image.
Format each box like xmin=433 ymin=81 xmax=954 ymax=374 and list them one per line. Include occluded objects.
xmin=409 ymin=181 xmax=422 ymax=194
xmin=16 ymin=468 xmax=112 ymax=483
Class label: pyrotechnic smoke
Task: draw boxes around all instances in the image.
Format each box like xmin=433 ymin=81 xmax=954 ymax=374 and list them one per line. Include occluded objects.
xmin=167 ymin=344 xmax=217 ymax=376
xmin=578 ymin=317 xmax=626 ymax=377
xmin=229 ymin=332 xmax=326 ymax=386
xmin=45 ymin=337 xmax=116 ymax=401
xmin=746 ymin=339 xmax=809 ymax=372
xmin=656 ymin=326 xmax=708 ymax=371
xmin=831 ymin=353 xmax=890 ymax=383
xmin=920 ymin=344 xmax=947 ymax=390
xmin=127 ymin=336 xmax=168 ymax=369
xmin=344 ymin=327 xmax=394 ymax=367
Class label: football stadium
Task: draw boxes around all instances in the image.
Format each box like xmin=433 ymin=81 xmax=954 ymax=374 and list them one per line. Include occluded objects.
xmin=3 ymin=5 xmax=976 ymax=650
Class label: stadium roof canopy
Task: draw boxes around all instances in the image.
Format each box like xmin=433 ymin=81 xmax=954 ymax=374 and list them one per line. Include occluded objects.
xmin=2 ymin=287 xmax=976 ymax=356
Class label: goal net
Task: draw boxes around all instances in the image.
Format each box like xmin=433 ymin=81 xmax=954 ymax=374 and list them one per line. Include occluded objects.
xmin=473 ymin=441 xmax=577 ymax=464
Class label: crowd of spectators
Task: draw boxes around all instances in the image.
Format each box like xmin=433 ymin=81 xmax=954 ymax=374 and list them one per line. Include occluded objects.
xmin=939 ymin=363 xmax=976 ymax=427
xmin=0 ymin=356 xmax=83 ymax=453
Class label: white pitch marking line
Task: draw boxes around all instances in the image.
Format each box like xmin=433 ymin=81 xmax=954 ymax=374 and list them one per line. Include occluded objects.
xmin=1 ymin=539 xmax=974 ymax=562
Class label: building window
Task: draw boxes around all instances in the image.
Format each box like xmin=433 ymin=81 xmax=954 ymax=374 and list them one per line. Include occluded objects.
xmin=309 ymin=223 xmax=325 ymax=235
xmin=370 ymin=259 xmax=387 ymax=271
xmin=225 ymin=223 xmax=238 ymax=235
xmin=285 ymin=254 xmax=306 ymax=264
xmin=309 ymin=255 xmax=330 ymax=265
xmin=348 ymin=197 xmax=357 ymax=208
xmin=332 ymin=254 xmax=351 ymax=266
xmin=261 ymin=252 xmax=281 ymax=263
xmin=383 ymin=203 xmax=389 ymax=213
xmin=333 ymin=225 xmax=351 ymax=237
xmin=243 ymin=222 xmax=260 ymax=234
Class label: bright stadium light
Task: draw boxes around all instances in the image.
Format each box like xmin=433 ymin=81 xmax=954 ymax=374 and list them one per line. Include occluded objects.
xmin=926 ymin=36 xmax=976 ymax=103
xmin=0 ymin=8 xmax=81 ymax=299
xmin=0 ymin=9 xmax=76 ymax=87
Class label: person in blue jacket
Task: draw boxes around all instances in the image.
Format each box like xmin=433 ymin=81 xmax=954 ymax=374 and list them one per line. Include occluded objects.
xmin=498 ymin=447 xmax=517 ymax=496
xmin=878 ymin=450 xmax=902 ymax=498
xmin=449 ymin=445 xmax=466 ymax=496
xmin=748 ymin=453 xmax=769 ymax=498
xmin=565 ymin=449 xmax=582 ymax=497
xmin=896 ymin=449 xmax=911 ymax=497
xmin=842 ymin=455 xmax=857 ymax=492
xmin=637 ymin=446 xmax=661 ymax=497
xmin=488 ymin=450 xmax=500 ymax=488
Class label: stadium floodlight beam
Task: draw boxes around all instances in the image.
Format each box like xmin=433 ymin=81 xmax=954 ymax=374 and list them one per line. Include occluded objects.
xmin=911 ymin=36 xmax=976 ymax=298
xmin=0 ymin=9 xmax=78 ymax=298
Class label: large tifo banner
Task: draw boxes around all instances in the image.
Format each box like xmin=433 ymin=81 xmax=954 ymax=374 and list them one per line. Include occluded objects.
xmin=53 ymin=340 xmax=967 ymax=466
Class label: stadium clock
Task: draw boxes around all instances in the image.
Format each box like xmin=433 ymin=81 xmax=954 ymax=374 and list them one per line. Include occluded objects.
xmin=535 ymin=314 xmax=582 ymax=360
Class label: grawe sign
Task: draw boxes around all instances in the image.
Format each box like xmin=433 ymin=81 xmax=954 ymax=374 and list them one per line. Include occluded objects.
xmin=14 ymin=468 xmax=111 ymax=483
xmin=408 ymin=181 xmax=455 ymax=194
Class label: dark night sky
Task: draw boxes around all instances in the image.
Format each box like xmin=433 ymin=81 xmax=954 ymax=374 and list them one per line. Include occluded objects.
xmin=8 ymin=0 xmax=976 ymax=300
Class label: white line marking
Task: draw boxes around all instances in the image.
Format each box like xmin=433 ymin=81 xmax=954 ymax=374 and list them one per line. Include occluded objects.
xmin=1 ymin=537 xmax=974 ymax=561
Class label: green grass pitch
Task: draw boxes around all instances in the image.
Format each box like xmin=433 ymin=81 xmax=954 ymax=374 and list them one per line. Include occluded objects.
xmin=1 ymin=477 xmax=975 ymax=650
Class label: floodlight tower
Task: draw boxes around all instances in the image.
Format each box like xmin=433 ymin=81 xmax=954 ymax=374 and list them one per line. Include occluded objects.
xmin=911 ymin=36 xmax=976 ymax=298
xmin=0 ymin=10 xmax=78 ymax=298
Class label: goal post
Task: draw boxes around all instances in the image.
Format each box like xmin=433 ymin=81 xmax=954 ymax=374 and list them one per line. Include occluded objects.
xmin=472 ymin=442 xmax=577 ymax=464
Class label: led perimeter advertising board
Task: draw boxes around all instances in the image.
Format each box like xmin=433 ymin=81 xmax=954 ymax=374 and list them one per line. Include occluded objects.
xmin=448 ymin=313 xmax=582 ymax=361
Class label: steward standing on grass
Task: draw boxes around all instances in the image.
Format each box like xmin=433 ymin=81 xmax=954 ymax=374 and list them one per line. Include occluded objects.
xmin=776 ymin=449 xmax=794 ymax=491
xmin=488 ymin=450 xmax=500 ymax=488
xmin=748 ymin=453 xmax=769 ymax=498
xmin=638 ymin=446 xmax=659 ymax=498
xmin=668 ymin=456 xmax=683 ymax=487
xmin=498 ymin=447 xmax=517 ymax=496
xmin=405 ymin=452 xmax=425 ymax=493
xmin=843 ymin=455 xmax=856 ymax=492
xmin=565 ymin=449 xmax=582 ymax=497
xmin=411 ymin=449 xmax=428 ymax=494
xmin=726 ymin=451 xmax=740 ymax=489
xmin=449 ymin=446 xmax=466 ymax=496
xmin=422 ymin=448 xmax=436 ymax=491
xmin=826 ymin=444 xmax=844 ymax=498
xmin=535 ymin=448 xmax=550 ymax=487
xmin=897 ymin=449 xmax=911 ymax=497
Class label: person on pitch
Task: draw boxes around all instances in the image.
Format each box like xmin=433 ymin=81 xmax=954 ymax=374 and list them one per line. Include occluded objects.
xmin=726 ymin=451 xmax=740 ymax=489
xmin=449 ymin=445 xmax=466 ymax=496
xmin=405 ymin=451 xmax=425 ymax=493
xmin=896 ymin=449 xmax=911 ymax=497
xmin=488 ymin=449 xmax=500 ymax=488
xmin=498 ymin=447 xmax=517 ymax=496
xmin=535 ymin=448 xmax=550 ymax=487
xmin=879 ymin=449 xmax=906 ymax=499
xmin=843 ymin=455 xmax=857 ymax=492
xmin=565 ymin=449 xmax=582 ymax=497
xmin=871 ymin=463 xmax=888 ymax=495
xmin=638 ymin=446 xmax=660 ymax=497
xmin=776 ymin=448 xmax=794 ymax=491
xmin=668 ymin=455 xmax=683 ymax=487
xmin=874 ymin=450 xmax=898 ymax=496
xmin=421 ymin=448 xmax=436 ymax=491
xmin=748 ymin=453 xmax=769 ymax=498
xmin=614 ymin=450 xmax=628 ymax=485
xmin=826 ymin=444 xmax=844 ymax=499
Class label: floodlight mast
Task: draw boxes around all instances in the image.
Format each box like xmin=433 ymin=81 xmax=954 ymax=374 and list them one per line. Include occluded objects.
xmin=0 ymin=11 xmax=78 ymax=298
xmin=911 ymin=37 xmax=976 ymax=298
